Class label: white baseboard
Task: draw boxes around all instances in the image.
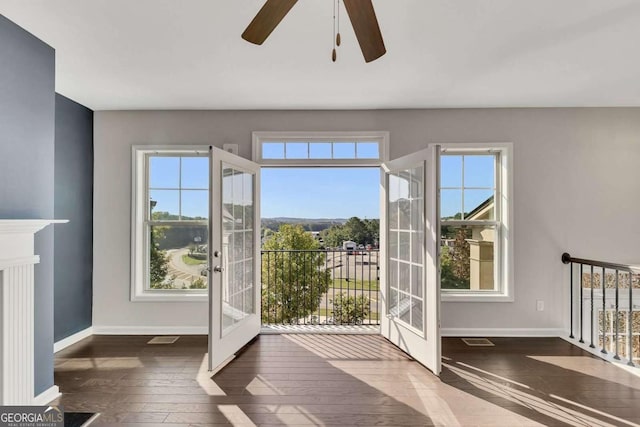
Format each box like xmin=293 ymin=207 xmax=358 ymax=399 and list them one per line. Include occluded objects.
xmin=441 ymin=327 xmax=564 ymax=337
xmin=92 ymin=325 xmax=208 ymax=335
xmin=34 ymin=385 xmax=60 ymax=405
xmin=54 ymin=327 xmax=94 ymax=353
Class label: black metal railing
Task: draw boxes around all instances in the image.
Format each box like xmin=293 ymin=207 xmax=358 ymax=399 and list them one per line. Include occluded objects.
xmin=261 ymin=249 xmax=380 ymax=326
xmin=562 ymin=253 xmax=639 ymax=366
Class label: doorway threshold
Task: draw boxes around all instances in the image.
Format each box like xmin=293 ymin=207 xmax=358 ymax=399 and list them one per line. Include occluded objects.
xmin=261 ymin=324 xmax=380 ymax=335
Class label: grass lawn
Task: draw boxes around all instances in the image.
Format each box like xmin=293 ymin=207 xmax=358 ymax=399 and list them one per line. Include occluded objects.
xmin=330 ymin=278 xmax=379 ymax=291
xmin=182 ymin=254 xmax=207 ymax=266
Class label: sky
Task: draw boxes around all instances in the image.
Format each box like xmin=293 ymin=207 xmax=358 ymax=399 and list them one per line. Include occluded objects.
xmin=261 ymin=168 xmax=380 ymax=219
xmin=147 ymin=155 xmax=495 ymax=220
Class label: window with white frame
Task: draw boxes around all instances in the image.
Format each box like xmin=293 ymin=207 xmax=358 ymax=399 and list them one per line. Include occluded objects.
xmin=439 ymin=145 xmax=512 ymax=300
xmin=252 ymin=132 xmax=389 ymax=166
xmin=131 ymin=146 xmax=209 ymax=301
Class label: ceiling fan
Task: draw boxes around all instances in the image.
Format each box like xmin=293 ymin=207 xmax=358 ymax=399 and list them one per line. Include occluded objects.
xmin=242 ymin=0 xmax=386 ymax=63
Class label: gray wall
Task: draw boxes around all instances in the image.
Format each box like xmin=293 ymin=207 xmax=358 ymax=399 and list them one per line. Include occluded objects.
xmin=93 ymin=109 xmax=640 ymax=335
xmin=0 ymin=14 xmax=55 ymax=395
xmin=54 ymin=94 xmax=93 ymax=342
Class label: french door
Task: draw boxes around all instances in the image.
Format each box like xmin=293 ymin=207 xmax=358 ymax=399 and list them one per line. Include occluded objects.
xmin=208 ymin=147 xmax=261 ymax=372
xmin=380 ymin=145 xmax=441 ymax=375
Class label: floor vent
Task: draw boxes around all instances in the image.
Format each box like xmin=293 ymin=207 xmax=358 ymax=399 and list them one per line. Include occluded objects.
xmin=147 ymin=336 xmax=180 ymax=345
xmin=462 ymin=338 xmax=494 ymax=347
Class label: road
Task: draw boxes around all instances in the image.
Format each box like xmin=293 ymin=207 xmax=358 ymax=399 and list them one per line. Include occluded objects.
xmin=166 ymin=248 xmax=207 ymax=287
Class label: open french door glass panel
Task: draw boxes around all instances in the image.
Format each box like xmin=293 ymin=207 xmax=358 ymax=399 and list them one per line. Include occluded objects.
xmin=380 ymin=146 xmax=441 ymax=375
xmin=208 ymin=147 xmax=261 ymax=372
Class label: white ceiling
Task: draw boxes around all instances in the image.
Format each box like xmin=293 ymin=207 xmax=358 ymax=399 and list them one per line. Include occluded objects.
xmin=2 ymin=0 xmax=640 ymax=110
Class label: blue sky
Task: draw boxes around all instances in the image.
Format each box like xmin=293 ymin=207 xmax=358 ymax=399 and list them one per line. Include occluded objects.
xmin=261 ymin=168 xmax=380 ymax=218
xmin=148 ymin=155 xmax=494 ymax=220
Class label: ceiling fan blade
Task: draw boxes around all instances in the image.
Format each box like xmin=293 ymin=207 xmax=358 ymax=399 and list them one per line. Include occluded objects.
xmin=342 ymin=0 xmax=386 ymax=63
xmin=242 ymin=0 xmax=298 ymax=45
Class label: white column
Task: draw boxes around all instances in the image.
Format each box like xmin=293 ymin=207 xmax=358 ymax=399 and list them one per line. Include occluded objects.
xmin=0 ymin=220 xmax=67 ymax=405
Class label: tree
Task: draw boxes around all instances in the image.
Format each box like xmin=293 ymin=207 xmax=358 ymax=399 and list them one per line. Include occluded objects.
xmin=261 ymin=224 xmax=331 ymax=324
xmin=450 ymin=228 xmax=470 ymax=284
xmin=149 ymin=225 xmax=170 ymax=288
xmin=344 ymin=217 xmax=368 ymax=244
xmin=320 ymin=217 xmax=380 ymax=247
xmin=321 ymin=224 xmax=350 ymax=247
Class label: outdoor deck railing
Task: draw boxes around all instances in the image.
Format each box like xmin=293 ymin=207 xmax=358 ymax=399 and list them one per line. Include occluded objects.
xmin=562 ymin=253 xmax=640 ymax=366
xmin=261 ymin=249 xmax=380 ymax=326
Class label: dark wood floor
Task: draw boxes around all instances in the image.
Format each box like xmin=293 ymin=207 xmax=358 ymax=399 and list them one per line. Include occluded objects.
xmin=52 ymin=334 xmax=640 ymax=426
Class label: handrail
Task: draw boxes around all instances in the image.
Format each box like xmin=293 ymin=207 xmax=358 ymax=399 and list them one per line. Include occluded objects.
xmin=561 ymin=253 xmax=640 ymax=274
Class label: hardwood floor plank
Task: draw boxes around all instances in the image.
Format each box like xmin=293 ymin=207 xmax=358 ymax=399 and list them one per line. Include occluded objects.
xmin=52 ymin=334 xmax=640 ymax=426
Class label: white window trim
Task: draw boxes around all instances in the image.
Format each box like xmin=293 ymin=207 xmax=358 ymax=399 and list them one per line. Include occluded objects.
xmin=252 ymin=131 xmax=389 ymax=166
xmin=436 ymin=142 xmax=514 ymax=302
xmin=131 ymin=145 xmax=210 ymax=302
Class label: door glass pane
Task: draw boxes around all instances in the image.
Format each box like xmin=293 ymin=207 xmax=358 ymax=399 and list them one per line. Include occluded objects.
xmin=387 ymin=165 xmax=425 ymax=333
xmin=222 ymin=165 xmax=255 ymax=335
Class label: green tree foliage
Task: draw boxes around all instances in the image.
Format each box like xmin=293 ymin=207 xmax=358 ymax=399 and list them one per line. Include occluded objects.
xmin=321 ymin=224 xmax=350 ymax=248
xmin=149 ymin=225 xmax=170 ymax=288
xmin=189 ymin=277 xmax=207 ymax=289
xmin=331 ymin=293 xmax=370 ymax=325
xmin=261 ymin=224 xmax=331 ymax=323
xmin=320 ymin=217 xmax=380 ymax=247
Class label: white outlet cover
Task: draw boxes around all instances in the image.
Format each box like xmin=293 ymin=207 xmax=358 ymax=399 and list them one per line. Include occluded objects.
xmin=223 ymin=144 xmax=239 ymax=155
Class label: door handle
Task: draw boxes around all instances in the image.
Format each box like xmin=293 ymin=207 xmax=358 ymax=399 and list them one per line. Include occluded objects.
xmin=213 ymin=265 xmax=224 ymax=273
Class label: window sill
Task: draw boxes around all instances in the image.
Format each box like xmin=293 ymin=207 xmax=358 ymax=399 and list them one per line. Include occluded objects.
xmin=441 ymin=292 xmax=514 ymax=303
xmin=131 ymin=292 xmax=208 ymax=303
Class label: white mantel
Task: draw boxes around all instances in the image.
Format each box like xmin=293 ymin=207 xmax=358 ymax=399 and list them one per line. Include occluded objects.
xmin=0 ymin=219 xmax=67 ymax=405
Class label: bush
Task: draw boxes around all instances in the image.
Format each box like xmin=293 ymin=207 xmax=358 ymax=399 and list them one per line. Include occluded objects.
xmin=331 ymin=293 xmax=370 ymax=325
xmin=189 ymin=277 xmax=207 ymax=289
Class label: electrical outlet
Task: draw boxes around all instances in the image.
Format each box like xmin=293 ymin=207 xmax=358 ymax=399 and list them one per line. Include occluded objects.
xmin=536 ymin=300 xmax=544 ymax=311
xmin=223 ymin=143 xmax=238 ymax=155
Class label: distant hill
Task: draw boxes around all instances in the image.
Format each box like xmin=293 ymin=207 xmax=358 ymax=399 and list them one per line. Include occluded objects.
xmin=263 ymin=217 xmax=348 ymax=224
xmin=262 ymin=217 xmax=348 ymax=232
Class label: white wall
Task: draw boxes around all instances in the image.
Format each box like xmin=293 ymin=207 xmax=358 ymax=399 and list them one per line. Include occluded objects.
xmin=93 ymin=108 xmax=640 ymax=334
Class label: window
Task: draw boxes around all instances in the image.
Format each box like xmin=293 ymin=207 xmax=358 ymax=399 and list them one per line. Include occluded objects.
xmin=440 ymin=145 xmax=513 ymax=301
xmin=388 ymin=166 xmax=425 ymax=332
xmin=131 ymin=146 xmax=209 ymax=301
xmin=253 ymin=131 xmax=389 ymax=166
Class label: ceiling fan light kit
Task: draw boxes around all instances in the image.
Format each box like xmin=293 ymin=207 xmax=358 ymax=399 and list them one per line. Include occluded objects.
xmin=242 ymin=0 xmax=386 ymax=63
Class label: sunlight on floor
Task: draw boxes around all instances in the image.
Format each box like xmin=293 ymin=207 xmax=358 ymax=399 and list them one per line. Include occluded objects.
xmin=284 ymin=334 xmax=408 ymax=361
xmin=406 ymin=372 xmax=460 ymax=427
xmin=217 ymin=405 xmax=256 ymax=426
xmin=444 ymin=361 xmax=637 ymax=427
xmin=245 ymin=375 xmax=284 ymax=396
xmin=527 ymin=355 xmax=640 ymax=387
xmin=196 ymin=354 xmax=226 ymax=396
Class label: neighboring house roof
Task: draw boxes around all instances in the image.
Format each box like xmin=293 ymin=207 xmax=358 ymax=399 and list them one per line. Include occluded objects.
xmin=466 ymin=196 xmax=494 ymax=220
